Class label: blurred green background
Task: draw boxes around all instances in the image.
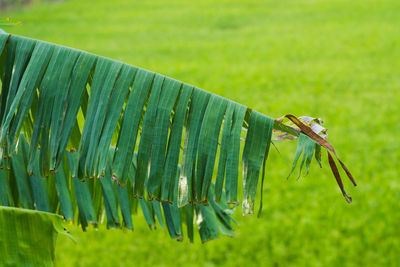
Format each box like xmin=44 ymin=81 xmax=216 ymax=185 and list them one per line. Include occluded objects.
xmin=2 ymin=0 xmax=400 ymax=266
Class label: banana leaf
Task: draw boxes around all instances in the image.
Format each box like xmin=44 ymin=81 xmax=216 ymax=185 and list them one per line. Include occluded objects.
xmin=0 ymin=31 xmax=356 ymax=246
xmin=0 ymin=206 xmax=71 ymax=266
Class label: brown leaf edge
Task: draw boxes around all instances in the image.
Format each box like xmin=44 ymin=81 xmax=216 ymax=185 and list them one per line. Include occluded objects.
xmin=277 ymin=114 xmax=357 ymax=203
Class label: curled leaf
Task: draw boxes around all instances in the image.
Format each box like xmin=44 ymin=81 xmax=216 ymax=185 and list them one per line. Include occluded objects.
xmin=282 ymin=114 xmax=357 ymax=202
xmin=327 ymin=151 xmax=352 ymax=203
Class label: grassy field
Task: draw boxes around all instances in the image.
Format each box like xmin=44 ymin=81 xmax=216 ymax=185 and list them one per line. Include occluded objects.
xmin=3 ymin=0 xmax=400 ymax=266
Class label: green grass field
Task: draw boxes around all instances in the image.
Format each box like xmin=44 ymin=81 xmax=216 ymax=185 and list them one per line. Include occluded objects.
xmin=3 ymin=0 xmax=400 ymax=266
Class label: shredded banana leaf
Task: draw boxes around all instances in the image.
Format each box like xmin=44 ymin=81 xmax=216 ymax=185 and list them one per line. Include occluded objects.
xmin=0 ymin=32 xmax=356 ymax=248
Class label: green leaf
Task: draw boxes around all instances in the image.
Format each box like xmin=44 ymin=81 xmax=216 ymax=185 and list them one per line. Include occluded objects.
xmin=10 ymin=143 xmax=34 ymax=209
xmin=0 ymin=169 xmax=13 ymax=206
xmin=147 ymin=77 xmax=182 ymax=199
xmin=28 ymin=46 xmax=80 ymax=177
xmin=1 ymin=36 xmax=35 ymax=131
xmin=48 ymin=49 xmax=80 ymax=170
xmin=215 ymin=102 xmax=235 ymax=202
xmin=242 ymin=111 xmax=274 ymax=215
xmin=162 ymin=201 xmax=183 ymax=240
xmin=79 ymin=58 xmax=123 ymax=177
xmin=225 ymin=104 xmax=247 ymax=204
xmin=161 ymin=85 xmax=193 ymax=202
xmin=135 ymin=74 xmax=164 ymax=199
xmin=2 ymin=40 xmax=53 ymax=161
xmin=288 ymin=133 xmax=317 ymax=178
xmin=100 ymin=167 xmax=121 ymax=228
xmin=151 ymin=200 xmax=165 ymax=229
xmin=115 ymin=182 xmax=134 ymax=230
xmin=54 ymin=155 xmax=74 ymax=221
xmin=95 ymin=64 xmax=137 ymax=177
xmin=138 ymin=197 xmax=156 ymax=229
xmin=0 ymin=206 xmax=68 ymax=266
xmin=0 ymin=32 xmax=8 ymax=52
xmin=184 ymin=203 xmax=194 ymax=242
xmin=113 ymin=68 xmax=154 ymax=188
xmin=178 ymin=88 xmax=211 ymax=206
xmin=67 ymin=152 xmax=97 ymax=229
xmin=55 ymin=53 xmax=96 ymax=165
xmin=196 ymin=94 xmax=228 ymax=202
